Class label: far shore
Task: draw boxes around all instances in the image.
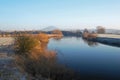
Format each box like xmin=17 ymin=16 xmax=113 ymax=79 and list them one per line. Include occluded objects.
xmin=98 ymin=34 xmax=120 ymax=39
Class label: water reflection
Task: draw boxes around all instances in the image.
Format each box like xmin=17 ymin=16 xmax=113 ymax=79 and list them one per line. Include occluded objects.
xmin=52 ymin=36 xmax=63 ymax=41
xmin=82 ymin=38 xmax=120 ymax=48
xmin=82 ymin=38 xmax=98 ymax=47
xmin=96 ymin=41 xmax=120 ymax=47
xmin=48 ymin=37 xmax=120 ymax=80
xmin=82 ymin=37 xmax=120 ymax=48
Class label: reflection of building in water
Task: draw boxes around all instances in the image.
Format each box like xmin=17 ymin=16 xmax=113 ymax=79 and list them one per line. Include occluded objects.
xmin=82 ymin=38 xmax=98 ymax=47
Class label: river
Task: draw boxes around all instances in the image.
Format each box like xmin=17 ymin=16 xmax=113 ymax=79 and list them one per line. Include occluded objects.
xmin=48 ymin=37 xmax=120 ymax=80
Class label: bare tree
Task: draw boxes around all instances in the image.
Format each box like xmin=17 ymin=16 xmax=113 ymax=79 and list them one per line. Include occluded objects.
xmin=97 ymin=26 xmax=105 ymax=34
xmin=83 ymin=28 xmax=89 ymax=33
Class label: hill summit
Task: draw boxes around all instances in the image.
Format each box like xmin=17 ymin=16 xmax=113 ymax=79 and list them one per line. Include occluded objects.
xmin=42 ymin=26 xmax=59 ymax=31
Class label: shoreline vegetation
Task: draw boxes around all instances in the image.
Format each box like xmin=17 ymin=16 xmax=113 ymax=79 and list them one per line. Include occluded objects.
xmin=0 ymin=29 xmax=81 ymax=38
xmin=0 ymin=28 xmax=120 ymax=79
xmin=14 ymin=33 xmax=81 ymax=80
xmin=0 ymin=31 xmax=81 ymax=80
xmin=82 ymin=33 xmax=120 ymax=47
xmin=82 ymin=27 xmax=120 ymax=47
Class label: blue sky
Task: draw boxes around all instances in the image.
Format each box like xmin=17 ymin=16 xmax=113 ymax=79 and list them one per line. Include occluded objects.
xmin=0 ymin=0 xmax=120 ymax=30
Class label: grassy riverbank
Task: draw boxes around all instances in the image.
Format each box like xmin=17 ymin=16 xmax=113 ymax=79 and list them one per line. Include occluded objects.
xmin=98 ymin=34 xmax=120 ymax=39
xmin=0 ymin=33 xmax=80 ymax=80
xmin=14 ymin=34 xmax=80 ymax=80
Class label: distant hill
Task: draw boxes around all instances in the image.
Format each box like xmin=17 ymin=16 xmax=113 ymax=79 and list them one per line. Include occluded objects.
xmin=42 ymin=26 xmax=59 ymax=31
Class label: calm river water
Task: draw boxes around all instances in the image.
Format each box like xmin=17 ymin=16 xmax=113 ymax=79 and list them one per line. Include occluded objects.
xmin=48 ymin=37 xmax=120 ymax=80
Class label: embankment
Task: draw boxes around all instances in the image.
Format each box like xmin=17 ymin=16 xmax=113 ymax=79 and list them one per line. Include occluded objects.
xmin=88 ymin=34 xmax=120 ymax=47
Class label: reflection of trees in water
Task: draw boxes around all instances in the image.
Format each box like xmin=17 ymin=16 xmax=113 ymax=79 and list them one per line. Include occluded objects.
xmin=76 ymin=37 xmax=81 ymax=40
xmin=97 ymin=41 xmax=120 ymax=48
xmin=52 ymin=36 xmax=63 ymax=41
xmin=82 ymin=38 xmax=98 ymax=47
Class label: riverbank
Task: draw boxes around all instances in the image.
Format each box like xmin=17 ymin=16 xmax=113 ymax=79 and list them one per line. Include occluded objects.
xmin=0 ymin=37 xmax=26 ymax=80
xmin=0 ymin=35 xmax=79 ymax=80
xmin=97 ymin=34 xmax=120 ymax=44
xmin=98 ymin=34 xmax=120 ymax=39
xmin=86 ymin=34 xmax=120 ymax=47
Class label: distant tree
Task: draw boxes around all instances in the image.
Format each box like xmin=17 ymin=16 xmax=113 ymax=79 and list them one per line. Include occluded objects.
xmin=52 ymin=29 xmax=63 ymax=35
xmin=76 ymin=29 xmax=82 ymax=36
xmin=83 ymin=29 xmax=89 ymax=33
xmin=92 ymin=31 xmax=95 ymax=34
xmin=1 ymin=33 xmax=4 ymax=37
xmin=97 ymin=26 xmax=105 ymax=34
xmin=82 ymin=29 xmax=89 ymax=38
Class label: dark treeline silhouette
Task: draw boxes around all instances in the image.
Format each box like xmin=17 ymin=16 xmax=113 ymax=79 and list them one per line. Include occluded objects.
xmin=0 ymin=29 xmax=82 ymax=37
xmin=46 ymin=30 xmax=82 ymax=37
xmin=97 ymin=26 xmax=106 ymax=34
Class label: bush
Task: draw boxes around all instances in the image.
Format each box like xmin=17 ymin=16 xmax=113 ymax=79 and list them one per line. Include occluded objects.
xmin=14 ymin=34 xmax=40 ymax=55
xmin=35 ymin=33 xmax=49 ymax=43
xmin=14 ymin=33 xmax=80 ymax=80
xmin=97 ymin=26 xmax=106 ymax=34
xmin=15 ymin=52 xmax=79 ymax=80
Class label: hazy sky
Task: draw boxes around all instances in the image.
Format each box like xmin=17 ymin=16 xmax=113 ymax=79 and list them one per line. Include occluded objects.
xmin=0 ymin=0 xmax=120 ymax=30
